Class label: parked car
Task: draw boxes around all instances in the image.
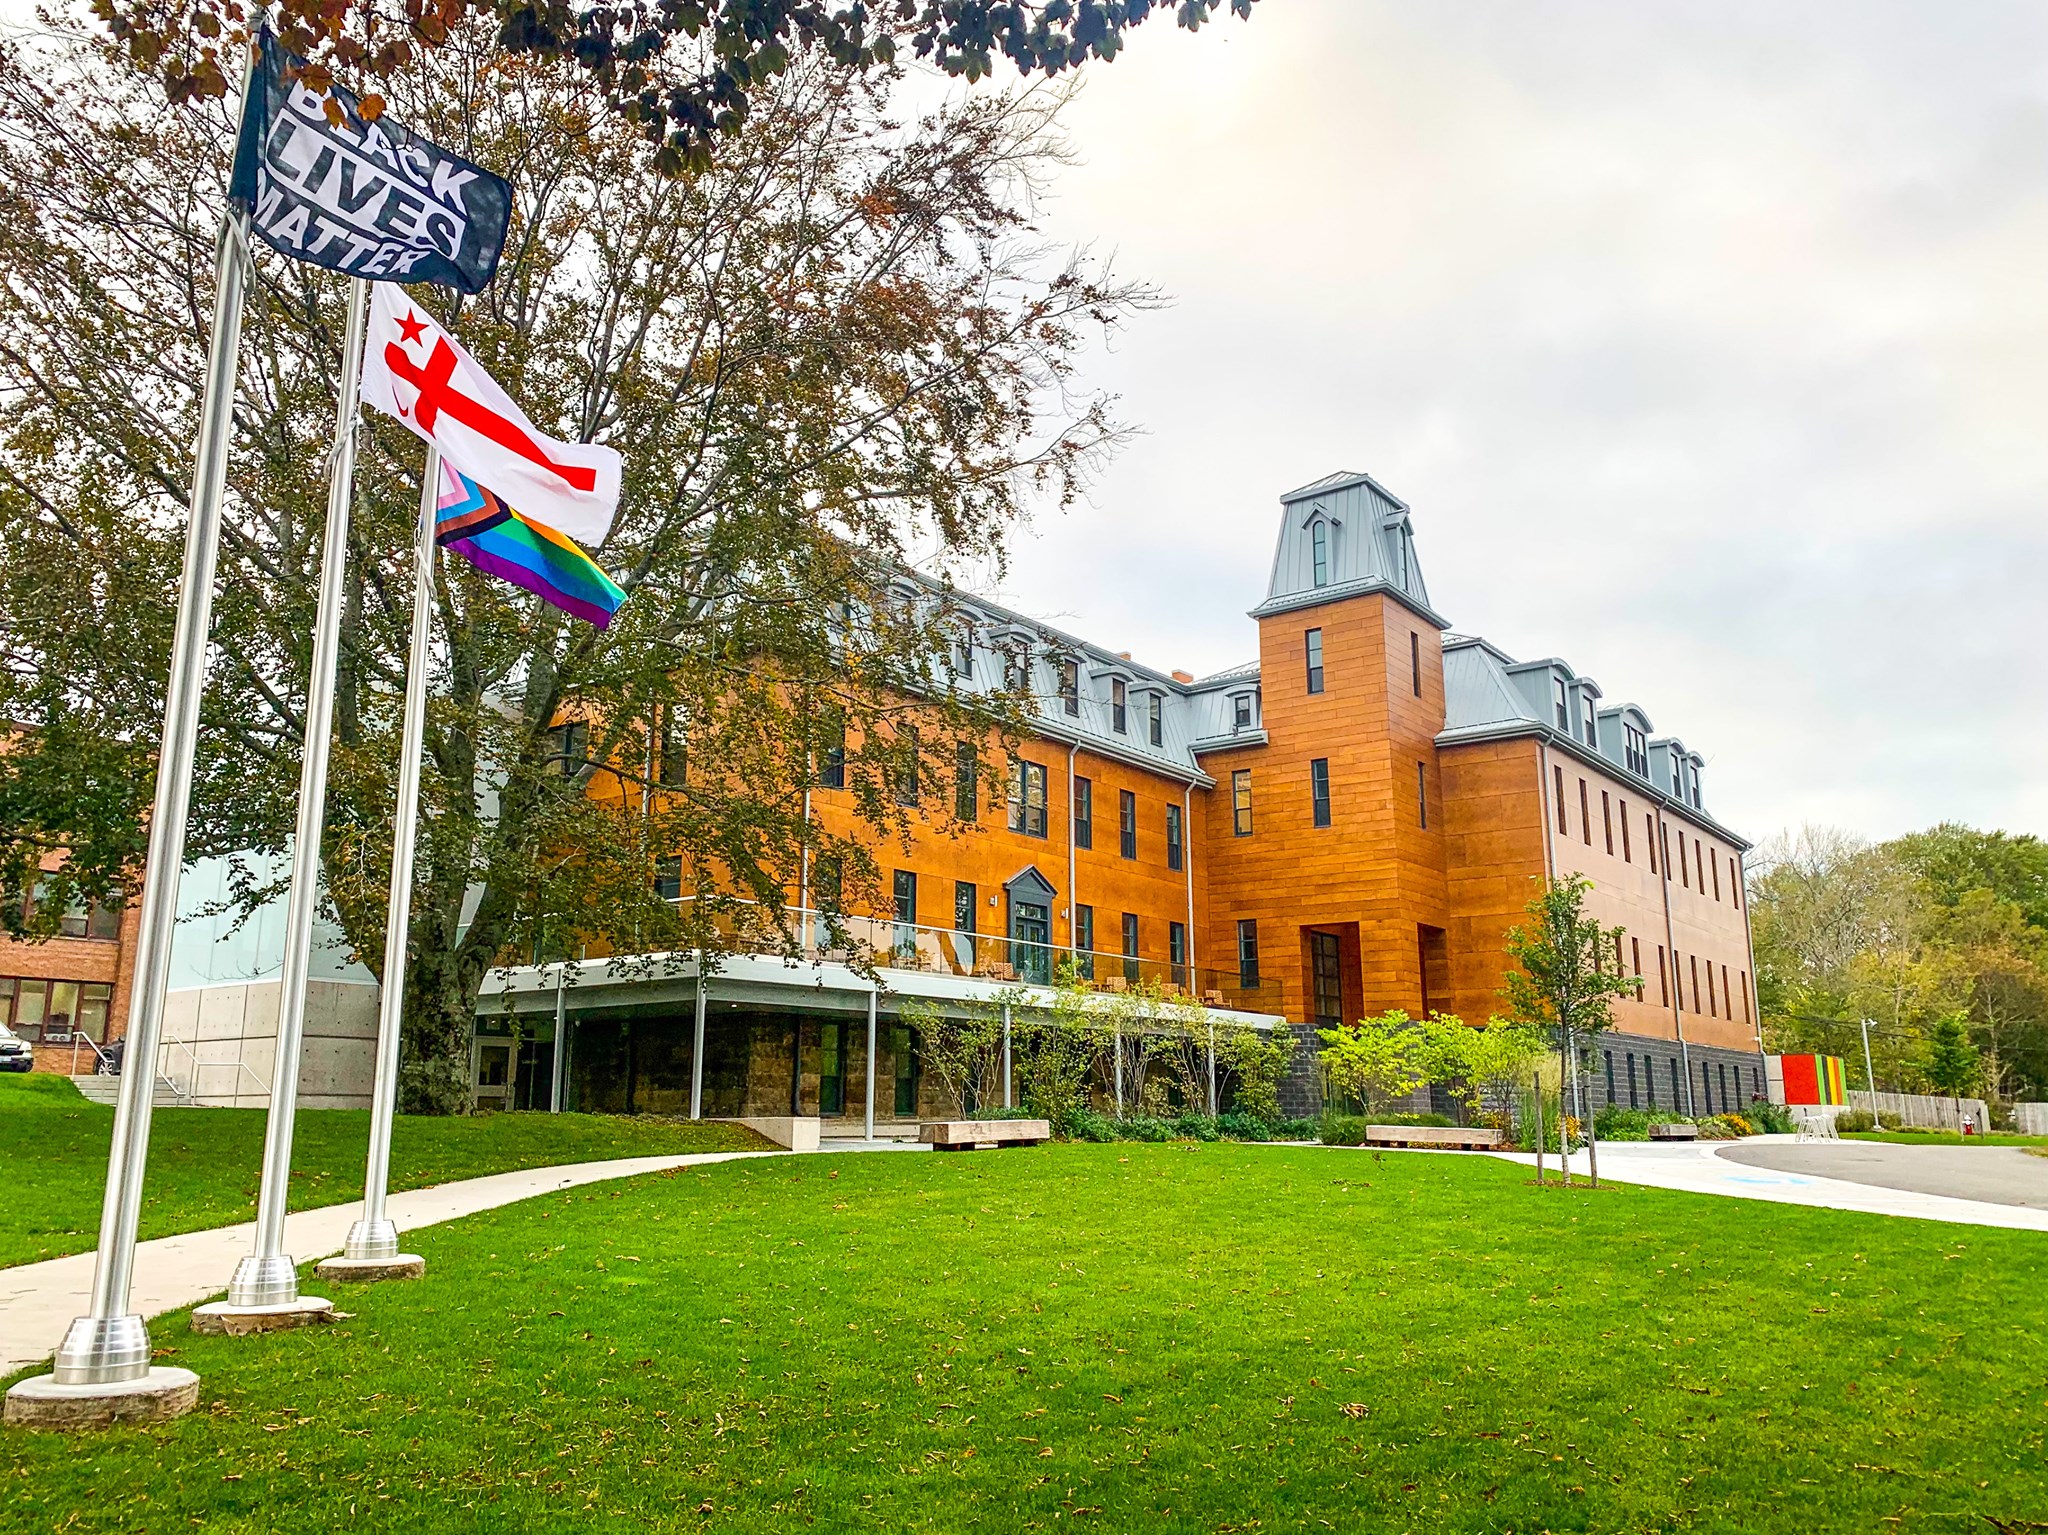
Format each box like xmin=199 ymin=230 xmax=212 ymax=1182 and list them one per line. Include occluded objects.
xmin=0 ymin=1024 xmax=32 ymax=1073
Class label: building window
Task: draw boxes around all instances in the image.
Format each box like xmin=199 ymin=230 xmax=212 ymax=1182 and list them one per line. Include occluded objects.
xmin=1670 ymin=1059 xmax=1681 ymax=1108
xmin=1731 ymin=857 xmax=1742 ymax=910
xmin=1310 ymin=757 xmax=1331 ymax=828
xmin=1624 ymin=722 xmax=1648 ymax=776
xmin=1631 ymin=937 xmax=1643 ymax=999
xmin=1721 ymin=964 xmax=1732 ymax=1019
xmin=654 ymin=856 xmax=682 ymax=902
xmin=1710 ymin=847 xmax=1721 ymax=901
xmin=1147 ymin=692 xmax=1163 ymax=747
xmin=1657 ymin=945 xmax=1668 ymax=1006
xmin=1718 ymin=1062 xmax=1730 ymax=1109
xmin=1311 ymin=518 xmax=1330 ymax=588
xmin=1121 ymin=912 xmax=1140 ymax=984
xmin=1578 ymin=778 xmax=1591 ymax=844
xmin=1552 ymin=676 xmax=1570 ymax=730
xmin=1003 ymin=645 xmax=1028 ymax=693
xmin=1417 ymin=760 xmax=1428 ymax=829
xmin=1553 ymin=765 xmax=1567 ymax=834
xmin=892 ymin=869 xmax=918 ymax=955
xmin=954 ymin=741 xmax=979 ymax=822
xmin=1073 ymin=776 xmax=1093 ymax=849
xmin=1620 ymin=800 xmax=1632 ymax=863
xmin=1111 ymin=678 xmax=1128 ymax=734
xmin=1008 ymin=759 xmax=1048 ymax=838
xmin=1741 ymin=971 xmax=1751 ymax=1024
xmin=1232 ymin=770 xmax=1253 ymax=836
xmin=893 ymin=1025 xmax=921 ymax=1116
xmin=895 ymin=727 xmax=920 ymax=807
xmin=817 ymin=709 xmax=846 ymax=789
xmin=1119 ymin=789 xmax=1138 ymax=860
xmin=818 ymin=1021 xmax=845 ymax=1116
xmin=1604 ymin=1050 xmax=1615 ymax=1105
xmin=954 ymin=881 xmax=978 ymax=971
xmin=952 ymin=627 xmax=975 ymax=679
xmin=1237 ymin=919 xmax=1260 ymax=989
xmin=1410 ymin=631 xmax=1422 ymax=698
xmin=1305 ymin=628 xmax=1324 ymax=695
xmin=1310 ymin=931 xmax=1343 ymax=1027
xmin=1627 ymin=1053 xmax=1640 ymax=1109
xmin=1660 ymin=821 xmax=1671 ymax=880
xmin=1706 ymin=961 xmax=1717 ymax=1016
xmin=549 ymin=719 xmax=588 ymax=774
xmin=1689 ymin=953 xmax=1701 ymax=1013
xmin=1058 ymin=658 xmax=1080 ymax=716
xmin=1169 ymin=922 xmax=1188 ymax=987
xmin=1585 ymin=707 xmax=1598 ymax=748
xmin=1694 ymin=837 xmax=1705 ymax=892
xmin=657 ymin=708 xmax=688 ymax=786
xmin=1074 ymin=905 xmax=1095 ymax=979
xmin=1165 ymin=803 xmax=1184 ymax=871
xmin=1232 ymin=693 xmax=1254 ymax=731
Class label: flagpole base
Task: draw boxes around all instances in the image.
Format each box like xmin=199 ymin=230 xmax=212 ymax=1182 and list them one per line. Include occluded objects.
xmin=313 ymin=1254 xmax=424 ymax=1284
xmin=48 ymin=1313 xmax=154 ymax=1385
xmin=225 ymin=1252 xmax=302 ymax=1309
xmin=4 ymin=1367 xmax=199 ymax=1430
xmin=190 ymin=1296 xmax=334 ymax=1337
xmin=341 ymin=1215 xmax=401 ymax=1261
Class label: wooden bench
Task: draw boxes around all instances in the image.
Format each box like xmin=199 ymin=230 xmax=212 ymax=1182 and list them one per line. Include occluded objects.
xmin=1648 ymin=1123 xmax=1699 ymax=1141
xmin=920 ymin=1118 xmax=1052 ymax=1152
xmin=1363 ymin=1124 xmax=1504 ymax=1151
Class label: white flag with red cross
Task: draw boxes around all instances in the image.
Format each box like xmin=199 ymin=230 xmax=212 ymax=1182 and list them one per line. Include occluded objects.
xmin=359 ymin=282 xmax=621 ymax=547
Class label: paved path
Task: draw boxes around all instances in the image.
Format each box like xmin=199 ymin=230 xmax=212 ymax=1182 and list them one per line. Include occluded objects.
xmin=1489 ymin=1137 xmax=2048 ymax=1233
xmin=0 ymin=1150 xmax=790 ymax=1378
xmin=1719 ymin=1140 xmax=2048 ymax=1210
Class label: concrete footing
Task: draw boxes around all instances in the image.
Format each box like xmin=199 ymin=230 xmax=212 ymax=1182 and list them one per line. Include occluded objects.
xmin=3 ymin=1367 xmax=200 ymax=1429
xmin=190 ymin=1295 xmax=335 ymax=1337
xmin=313 ymin=1254 xmax=425 ymax=1283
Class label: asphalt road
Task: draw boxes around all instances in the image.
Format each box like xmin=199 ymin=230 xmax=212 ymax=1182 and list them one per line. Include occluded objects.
xmin=1720 ymin=1140 xmax=2048 ymax=1209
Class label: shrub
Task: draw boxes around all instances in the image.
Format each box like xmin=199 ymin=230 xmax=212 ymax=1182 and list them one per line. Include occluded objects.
xmin=1877 ymin=1111 xmax=1904 ymax=1131
xmin=1742 ymin=1099 xmax=1798 ymax=1135
xmin=1320 ymin=1115 xmax=1370 ymax=1147
xmin=1170 ymin=1113 xmax=1221 ymax=1142
xmin=1834 ymin=1109 xmax=1876 ymax=1134
xmin=1695 ymin=1114 xmax=1757 ymax=1140
xmin=1271 ymin=1116 xmax=1320 ymax=1142
xmin=1595 ymin=1105 xmax=1655 ymax=1141
xmin=1064 ymin=1108 xmax=1117 ymax=1143
xmin=1216 ymin=1111 xmax=1273 ymax=1142
xmin=1117 ymin=1116 xmax=1171 ymax=1143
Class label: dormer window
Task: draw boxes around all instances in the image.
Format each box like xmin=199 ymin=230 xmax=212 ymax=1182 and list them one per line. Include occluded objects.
xmin=1111 ymin=678 xmax=1128 ymax=734
xmin=952 ymin=627 xmax=975 ymax=679
xmin=1004 ymin=645 xmax=1029 ymax=693
xmin=1624 ymin=723 xmax=1648 ymax=777
xmin=1552 ymin=676 xmax=1570 ymax=730
xmin=1057 ymin=658 xmax=1079 ymax=717
xmin=1232 ymin=693 xmax=1254 ymax=731
xmin=1310 ymin=519 xmax=1330 ymax=589
xmin=1147 ymin=692 xmax=1163 ymax=747
xmin=1584 ymin=702 xmax=1599 ymax=749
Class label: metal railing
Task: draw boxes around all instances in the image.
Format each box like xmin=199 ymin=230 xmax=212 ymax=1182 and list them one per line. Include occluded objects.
xmin=662 ymin=899 xmax=1285 ymax=1015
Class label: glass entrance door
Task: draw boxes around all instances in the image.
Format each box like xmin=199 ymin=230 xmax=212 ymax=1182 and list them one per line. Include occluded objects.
xmin=1010 ymin=901 xmax=1051 ymax=984
xmin=1310 ymin=931 xmax=1343 ymax=1026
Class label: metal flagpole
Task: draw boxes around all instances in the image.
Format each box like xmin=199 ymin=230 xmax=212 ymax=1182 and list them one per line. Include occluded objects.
xmin=4 ymin=46 xmax=259 ymax=1429
xmin=200 ymin=277 xmax=373 ymax=1324
xmin=864 ymin=988 xmax=877 ymax=1142
xmin=328 ymin=444 xmax=440 ymax=1279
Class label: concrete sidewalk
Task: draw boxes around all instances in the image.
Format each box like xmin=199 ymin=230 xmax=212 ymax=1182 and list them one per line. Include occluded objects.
xmin=1489 ymin=1136 xmax=2048 ymax=1233
xmin=0 ymin=1149 xmax=790 ymax=1377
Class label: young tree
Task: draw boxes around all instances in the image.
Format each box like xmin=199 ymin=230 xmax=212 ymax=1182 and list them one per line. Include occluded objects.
xmin=1317 ymin=1010 xmax=1430 ymax=1117
xmin=1498 ymin=875 xmax=1639 ymax=1181
xmin=99 ymin=2 xmax=1262 ymax=174
xmin=1924 ymin=1008 xmax=1981 ymax=1137
xmin=0 ymin=22 xmax=1151 ymax=1110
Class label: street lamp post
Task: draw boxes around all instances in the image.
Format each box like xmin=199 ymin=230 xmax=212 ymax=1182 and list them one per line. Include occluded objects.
xmin=1859 ymin=1017 xmax=1878 ymax=1102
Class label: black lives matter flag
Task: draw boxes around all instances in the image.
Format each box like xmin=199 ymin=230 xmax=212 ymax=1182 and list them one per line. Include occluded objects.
xmin=228 ymin=31 xmax=511 ymax=294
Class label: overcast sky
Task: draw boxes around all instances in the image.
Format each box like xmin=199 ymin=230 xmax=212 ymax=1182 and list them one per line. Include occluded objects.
xmin=962 ymin=0 xmax=2048 ymax=847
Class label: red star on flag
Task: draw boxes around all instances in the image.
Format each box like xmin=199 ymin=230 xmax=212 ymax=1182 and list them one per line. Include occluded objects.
xmin=397 ymin=310 xmax=429 ymax=346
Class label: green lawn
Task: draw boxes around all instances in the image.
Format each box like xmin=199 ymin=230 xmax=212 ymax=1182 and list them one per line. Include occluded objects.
xmin=4 ymin=1144 xmax=2042 ymax=1534
xmin=1843 ymin=1130 xmax=2048 ymax=1148
xmin=0 ymin=1074 xmax=768 ymax=1268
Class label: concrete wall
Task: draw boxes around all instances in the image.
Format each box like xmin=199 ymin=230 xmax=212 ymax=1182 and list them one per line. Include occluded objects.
xmin=157 ymin=978 xmax=379 ymax=1108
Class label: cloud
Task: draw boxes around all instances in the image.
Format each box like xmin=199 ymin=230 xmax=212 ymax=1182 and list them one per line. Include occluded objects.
xmin=973 ymin=0 xmax=2048 ymax=842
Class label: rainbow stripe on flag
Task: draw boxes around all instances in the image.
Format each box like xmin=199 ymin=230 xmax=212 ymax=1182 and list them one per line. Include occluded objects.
xmin=435 ymin=467 xmax=626 ymax=630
